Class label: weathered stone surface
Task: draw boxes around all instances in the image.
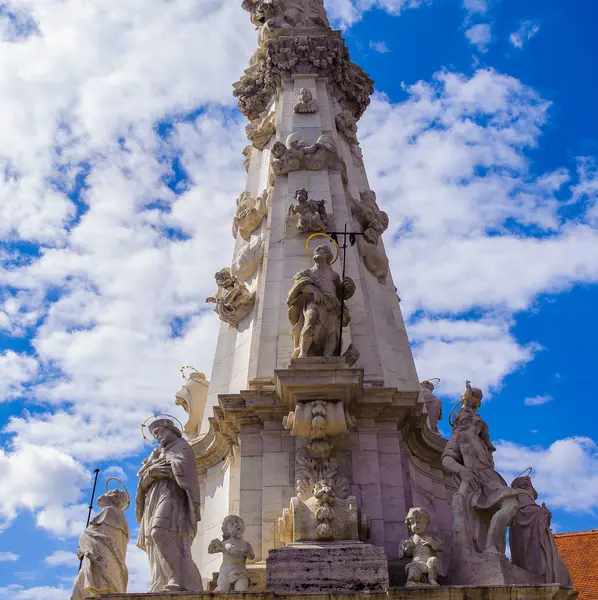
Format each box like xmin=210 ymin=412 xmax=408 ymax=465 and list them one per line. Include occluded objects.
xmin=266 ymin=542 xmax=389 ymax=592
xmin=93 ymin=585 xmax=578 ymax=600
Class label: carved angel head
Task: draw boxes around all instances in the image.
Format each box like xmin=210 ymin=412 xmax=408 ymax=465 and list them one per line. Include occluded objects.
xmin=405 ymin=506 xmax=430 ymax=536
xmin=298 ymin=87 xmax=313 ymax=102
xmin=294 ymin=187 xmax=308 ymax=204
xmin=271 ymin=141 xmax=286 ymax=158
xmin=222 ymin=514 xmax=246 ymax=540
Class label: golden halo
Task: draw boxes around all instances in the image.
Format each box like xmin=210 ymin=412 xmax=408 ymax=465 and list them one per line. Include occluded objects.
xmin=420 ymin=377 xmax=441 ymax=386
xmin=447 ymin=396 xmax=482 ymax=427
xmin=305 ymin=233 xmax=339 ymax=265
xmin=140 ymin=413 xmax=185 ymax=445
xmin=105 ymin=477 xmax=131 ymax=510
xmin=180 ymin=365 xmax=206 ymax=380
xmin=515 ymin=466 xmax=533 ymax=479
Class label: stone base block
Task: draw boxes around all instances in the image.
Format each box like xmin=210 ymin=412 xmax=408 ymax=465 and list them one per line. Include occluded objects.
xmin=451 ymin=552 xmax=536 ymax=586
xmin=265 ymin=541 xmax=389 ymax=592
xmin=94 ymin=584 xmax=577 ymax=600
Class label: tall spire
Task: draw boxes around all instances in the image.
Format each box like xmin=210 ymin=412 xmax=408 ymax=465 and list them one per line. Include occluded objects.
xmin=190 ymin=0 xmax=452 ymax=588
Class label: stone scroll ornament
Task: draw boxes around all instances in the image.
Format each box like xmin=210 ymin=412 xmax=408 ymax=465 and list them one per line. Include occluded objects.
xmin=399 ymin=507 xmax=443 ymax=587
xmin=136 ymin=416 xmax=203 ymax=593
xmin=509 ymin=469 xmax=573 ymax=586
xmin=271 ymin=133 xmax=347 ymax=182
xmin=294 ymin=87 xmax=318 ymax=113
xmin=208 ymin=515 xmax=255 ymax=592
xmin=441 ymin=381 xmax=519 ymax=557
xmin=175 ymin=366 xmax=209 ymax=438
xmin=288 ymin=187 xmax=327 ymax=233
xmin=287 ymin=242 xmax=355 ymax=358
xmin=350 ymin=190 xmax=390 ymax=283
xmin=71 ymin=482 xmax=130 ymax=600
xmin=206 ymin=268 xmax=256 ymax=328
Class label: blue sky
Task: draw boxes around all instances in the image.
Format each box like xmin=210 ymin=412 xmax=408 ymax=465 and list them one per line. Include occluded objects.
xmin=1 ymin=0 xmax=598 ymax=596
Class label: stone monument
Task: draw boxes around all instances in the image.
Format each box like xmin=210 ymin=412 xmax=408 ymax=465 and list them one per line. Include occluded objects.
xmin=93 ymin=0 xmax=579 ymax=595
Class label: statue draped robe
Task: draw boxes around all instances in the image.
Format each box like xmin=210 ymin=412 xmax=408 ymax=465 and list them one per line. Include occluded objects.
xmin=136 ymin=437 xmax=202 ymax=592
xmin=441 ymin=408 xmax=518 ymax=554
xmin=510 ymin=491 xmax=572 ymax=585
xmin=71 ymin=506 xmax=129 ymax=599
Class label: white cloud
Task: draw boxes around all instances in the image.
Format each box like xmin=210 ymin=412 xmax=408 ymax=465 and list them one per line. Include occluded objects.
xmin=104 ymin=465 xmax=127 ymax=481
xmin=495 ymin=437 xmax=598 ymax=513
xmin=44 ymin=550 xmax=77 ymax=568
xmin=411 ymin=318 xmax=538 ymax=397
xmin=369 ymin=40 xmax=391 ymax=53
xmin=0 ymin=552 xmax=18 ymax=562
xmin=465 ymin=23 xmax=492 ymax=52
xmin=326 ymin=0 xmax=429 ymax=28
xmin=0 ymin=352 xmax=39 ymax=401
xmin=36 ymin=504 xmax=88 ymax=538
xmin=463 ymin=0 xmax=488 ymax=15
xmin=0 ymin=445 xmax=87 ymax=529
xmin=359 ymin=69 xmax=598 ymax=402
xmin=524 ymin=394 xmax=552 ymax=406
xmin=0 ymin=585 xmax=68 ymax=600
xmin=126 ymin=542 xmax=151 ymax=592
xmin=510 ymin=20 xmax=541 ymax=49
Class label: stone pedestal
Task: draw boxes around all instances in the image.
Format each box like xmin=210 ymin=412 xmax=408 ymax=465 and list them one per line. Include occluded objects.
xmin=266 ymin=541 xmax=389 ymax=592
xmin=94 ymin=584 xmax=577 ymax=599
xmin=451 ymin=552 xmax=536 ymax=586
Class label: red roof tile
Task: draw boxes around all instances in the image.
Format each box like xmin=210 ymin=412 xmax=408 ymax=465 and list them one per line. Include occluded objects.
xmin=554 ymin=530 xmax=598 ymax=600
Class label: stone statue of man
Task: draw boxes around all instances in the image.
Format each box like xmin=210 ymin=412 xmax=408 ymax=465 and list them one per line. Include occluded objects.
xmin=71 ymin=489 xmax=129 ymax=599
xmin=135 ymin=418 xmax=203 ymax=592
xmin=287 ymin=244 xmax=355 ymax=357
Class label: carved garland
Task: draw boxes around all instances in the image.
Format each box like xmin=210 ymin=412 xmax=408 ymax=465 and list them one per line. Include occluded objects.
xmin=233 ymin=32 xmax=374 ymax=121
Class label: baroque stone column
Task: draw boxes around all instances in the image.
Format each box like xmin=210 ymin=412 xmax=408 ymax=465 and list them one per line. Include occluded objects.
xmin=192 ymin=0 xmax=455 ymax=589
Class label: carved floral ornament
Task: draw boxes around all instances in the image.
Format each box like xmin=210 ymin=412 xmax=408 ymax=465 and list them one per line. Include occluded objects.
xmin=233 ymin=33 xmax=373 ymax=121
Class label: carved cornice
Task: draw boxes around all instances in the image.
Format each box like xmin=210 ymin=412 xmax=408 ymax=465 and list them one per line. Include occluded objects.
xmin=233 ymin=29 xmax=374 ymax=121
xmin=401 ymin=403 xmax=448 ymax=468
xmin=190 ymin=417 xmax=232 ymax=472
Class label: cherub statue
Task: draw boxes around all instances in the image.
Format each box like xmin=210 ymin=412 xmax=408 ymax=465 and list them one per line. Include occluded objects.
xmin=288 ymin=188 xmax=327 ymax=233
xmin=418 ymin=380 xmax=442 ymax=433
xmin=208 ymin=515 xmax=255 ymax=592
xmin=271 ymin=137 xmax=304 ymax=176
xmin=399 ymin=507 xmax=443 ymax=587
xmin=287 ymin=244 xmax=355 ymax=357
xmin=206 ymin=268 xmax=255 ymax=328
xmin=71 ymin=488 xmax=129 ymax=599
xmin=294 ymin=88 xmax=318 ymax=113
xmin=271 ymin=134 xmax=346 ymax=182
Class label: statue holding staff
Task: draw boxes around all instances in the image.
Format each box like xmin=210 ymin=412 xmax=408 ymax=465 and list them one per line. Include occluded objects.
xmin=71 ymin=482 xmax=130 ymax=599
xmin=287 ymin=241 xmax=355 ymax=358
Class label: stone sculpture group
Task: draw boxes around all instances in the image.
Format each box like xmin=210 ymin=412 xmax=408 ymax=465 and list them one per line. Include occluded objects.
xmin=69 ymin=377 xmax=573 ymax=597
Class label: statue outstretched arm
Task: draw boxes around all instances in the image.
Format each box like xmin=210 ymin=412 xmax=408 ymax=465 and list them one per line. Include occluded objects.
xmin=208 ymin=538 xmax=225 ymax=554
